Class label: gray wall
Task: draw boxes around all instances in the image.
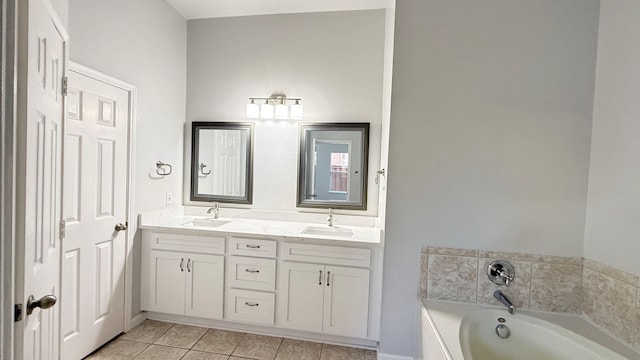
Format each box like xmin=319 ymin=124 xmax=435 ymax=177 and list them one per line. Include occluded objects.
xmin=584 ymin=0 xmax=640 ymax=277
xmin=68 ymin=0 xmax=187 ymax=316
xmin=184 ymin=10 xmax=385 ymax=215
xmin=381 ymin=0 xmax=600 ymax=356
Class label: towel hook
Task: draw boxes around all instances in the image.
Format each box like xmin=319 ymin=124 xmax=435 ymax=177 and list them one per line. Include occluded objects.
xmin=199 ymin=163 xmax=212 ymax=176
xmin=156 ymin=161 xmax=172 ymax=176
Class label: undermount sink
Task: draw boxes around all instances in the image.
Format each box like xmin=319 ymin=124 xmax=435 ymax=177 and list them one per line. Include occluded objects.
xmin=185 ymin=218 xmax=231 ymax=228
xmin=301 ymin=226 xmax=354 ymax=238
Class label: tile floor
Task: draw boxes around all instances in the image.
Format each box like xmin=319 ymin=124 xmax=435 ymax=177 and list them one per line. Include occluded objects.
xmin=85 ymin=320 xmax=377 ymax=360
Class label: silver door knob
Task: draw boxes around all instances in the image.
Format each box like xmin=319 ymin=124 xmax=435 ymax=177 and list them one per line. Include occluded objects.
xmin=114 ymin=222 xmax=128 ymax=232
xmin=26 ymin=294 xmax=57 ymax=315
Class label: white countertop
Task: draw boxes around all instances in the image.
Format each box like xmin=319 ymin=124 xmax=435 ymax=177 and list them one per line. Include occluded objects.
xmin=421 ymin=299 xmax=640 ymax=360
xmin=139 ymin=208 xmax=383 ymax=245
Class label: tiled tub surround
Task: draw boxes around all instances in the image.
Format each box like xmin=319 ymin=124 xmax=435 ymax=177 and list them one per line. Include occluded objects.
xmin=420 ymin=246 xmax=640 ymax=352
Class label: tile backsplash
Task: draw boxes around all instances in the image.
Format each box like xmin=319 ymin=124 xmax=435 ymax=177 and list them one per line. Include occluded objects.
xmin=420 ymin=246 xmax=640 ymax=351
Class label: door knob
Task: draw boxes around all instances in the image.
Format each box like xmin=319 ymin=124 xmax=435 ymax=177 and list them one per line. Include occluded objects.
xmin=26 ymin=294 xmax=57 ymax=315
xmin=114 ymin=222 xmax=128 ymax=232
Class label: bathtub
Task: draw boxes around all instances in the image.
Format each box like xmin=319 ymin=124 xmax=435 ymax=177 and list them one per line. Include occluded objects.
xmin=416 ymin=299 xmax=640 ymax=360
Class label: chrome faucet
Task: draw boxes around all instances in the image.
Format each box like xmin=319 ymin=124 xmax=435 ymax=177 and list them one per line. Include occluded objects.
xmin=207 ymin=202 xmax=219 ymax=219
xmin=493 ymin=290 xmax=516 ymax=315
xmin=327 ymin=208 xmax=335 ymax=227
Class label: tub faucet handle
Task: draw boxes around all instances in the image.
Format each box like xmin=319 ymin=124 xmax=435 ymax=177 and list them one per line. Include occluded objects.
xmin=487 ymin=260 xmax=515 ymax=287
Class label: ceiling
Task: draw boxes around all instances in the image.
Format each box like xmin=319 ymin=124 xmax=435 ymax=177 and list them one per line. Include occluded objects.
xmin=165 ymin=0 xmax=393 ymax=20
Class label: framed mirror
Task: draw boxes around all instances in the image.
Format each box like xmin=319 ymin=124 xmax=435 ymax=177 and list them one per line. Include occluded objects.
xmin=190 ymin=122 xmax=254 ymax=204
xmin=297 ymin=123 xmax=370 ymax=210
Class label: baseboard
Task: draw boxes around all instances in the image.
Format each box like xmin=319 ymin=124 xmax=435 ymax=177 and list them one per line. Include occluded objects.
xmin=377 ymin=353 xmax=414 ymax=360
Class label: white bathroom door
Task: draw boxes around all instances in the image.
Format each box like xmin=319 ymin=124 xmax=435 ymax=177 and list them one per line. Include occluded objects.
xmin=60 ymin=65 xmax=131 ymax=360
xmin=15 ymin=0 xmax=67 ymax=359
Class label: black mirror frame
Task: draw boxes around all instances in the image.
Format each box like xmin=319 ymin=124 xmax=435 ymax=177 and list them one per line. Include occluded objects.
xmin=297 ymin=122 xmax=370 ymax=210
xmin=190 ymin=121 xmax=254 ymax=204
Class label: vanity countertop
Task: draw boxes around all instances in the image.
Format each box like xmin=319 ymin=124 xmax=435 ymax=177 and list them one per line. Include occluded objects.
xmin=139 ymin=209 xmax=383 ymax=245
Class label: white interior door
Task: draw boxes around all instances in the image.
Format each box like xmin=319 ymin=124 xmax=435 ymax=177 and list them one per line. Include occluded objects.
xmin=61 ymin=66 xmax=130 ymax=360
xmin=15 ymin=0 xmax=67 ymax=359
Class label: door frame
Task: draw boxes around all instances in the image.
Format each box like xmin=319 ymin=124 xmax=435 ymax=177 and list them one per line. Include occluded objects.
xmin=1 ymin=0 xmax=18 ymax=358
xmin=67 ymin=62 xmax=139 ymax=332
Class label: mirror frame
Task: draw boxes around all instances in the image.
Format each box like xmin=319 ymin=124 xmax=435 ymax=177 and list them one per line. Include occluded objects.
xmin=297 ymin=122 xmax=370 ymax=210
xmin=190 ymin=121 xmax=254 ymax=204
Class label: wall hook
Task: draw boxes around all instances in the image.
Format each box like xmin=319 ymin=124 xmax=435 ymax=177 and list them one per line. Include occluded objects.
xmin=199 ymin=162 xmax=212 ymax=176
xmin=156 ymin=161 xmax=172 ymax=176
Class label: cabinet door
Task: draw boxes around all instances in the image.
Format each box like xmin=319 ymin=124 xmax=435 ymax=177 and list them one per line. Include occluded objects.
xmin=185 ymin=253 xmax=225 ymax=319
xmin=278 ymin=262 xmax=324 ymax=333
xmin=323 ymin=266 xmax=370 ymax=338
xmin=148 ymin=250 xmax=186 ymax=315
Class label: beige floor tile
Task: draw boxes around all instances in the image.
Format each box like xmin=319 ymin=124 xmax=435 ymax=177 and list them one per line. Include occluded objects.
xmin=192 ymin=329 xmax=245 ymax=355
xmin=85 ymin=339 xmax=148 ymax=360
xmin=154 ymin=324 xmax=207 ymax=348
xmin=364 ymin=349 xmax=377 ymax=360
xmin=275 ymin=338 xmax=322 ymax=360
xmin=320 ymin=344 xmax=365 ymax=360
xmin=232 ymin=333 xmax=283 ymax=360
xmin=181 ymin=350 xmax=230 ymax=360
xmin=119 ymin=320 xmax=173 ymax=343
xmin=134 ymin=344 xmax=187 ymax=360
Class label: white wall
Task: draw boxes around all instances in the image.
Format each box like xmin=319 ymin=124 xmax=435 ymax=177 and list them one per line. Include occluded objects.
xmin=380 ymin=0 xmax=599 ymax=356
xmin=584 ymin=0 xmax=640 ymax=277
xmin=68 ymin=0 xmax=187 ymax=316
xmin=183 ymin=10 xmax=386 ymax=215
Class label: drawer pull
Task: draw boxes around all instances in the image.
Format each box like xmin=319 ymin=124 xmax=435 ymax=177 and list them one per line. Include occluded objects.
xmin=319 ymin=270 xmax=323 ymax=285
xmin=245 ymin=244 xmax=261 ymax=249
xmin=326 ymin=271 xmax=331 ymax=286
xmin=245 ymin=268 xmax=260 ymax=273
xmin=244 ymin=301 xmax=259 ymax=307
xmin=179 ymin=258 xmax=184 ymax=272
xmin=187 ymin=259 xmax=191 ymax=272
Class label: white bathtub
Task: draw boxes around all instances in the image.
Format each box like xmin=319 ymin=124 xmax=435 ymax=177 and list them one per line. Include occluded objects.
xmin=416 ymin=299 xmax=640 ymax=360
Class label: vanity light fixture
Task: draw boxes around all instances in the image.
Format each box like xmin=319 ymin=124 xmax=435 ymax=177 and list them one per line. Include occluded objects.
xmin=246 ymin=95 xmax=303 ymax=120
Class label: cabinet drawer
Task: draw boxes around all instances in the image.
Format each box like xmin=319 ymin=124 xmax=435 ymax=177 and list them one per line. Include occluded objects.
xmin=229 ymin=237 xmax=277 ymax=258
xmin=150 ymin=233 xmax=225 ymax=255
xmin=229 ymin=256 xmax=276 ymax=291
xmin=226 ymin=289 xmax=275 ymax=325
xmin=282 ymin=243 xmax=371 ymax=268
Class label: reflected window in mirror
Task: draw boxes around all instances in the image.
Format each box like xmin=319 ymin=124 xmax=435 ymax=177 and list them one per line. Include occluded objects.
xmin=297 ymin=123 xmax=369 ymax=210
xmin=190 ymin=122 xmax=254 ymax=204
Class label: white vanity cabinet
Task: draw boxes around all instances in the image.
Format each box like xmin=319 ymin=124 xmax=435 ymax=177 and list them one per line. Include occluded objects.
xmin=139 ymin=222 xmax=382 ymax=348
xmin=278 ymin=243 xmax=371 ymax=339
xmin=142 ymin=232 xmax=225 ymax=320
xmin=225 ymin=237 xmax=278 ymax=325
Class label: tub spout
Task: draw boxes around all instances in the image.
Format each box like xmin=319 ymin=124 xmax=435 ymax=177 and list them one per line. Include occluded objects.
xmin=493 ymin=290 xmax=516 ymax=315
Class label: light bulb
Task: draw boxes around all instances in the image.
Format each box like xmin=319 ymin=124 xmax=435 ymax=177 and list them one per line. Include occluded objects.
xmin=246 ymin=99 xmax=260 ymax=119
xmin=275 ymin=101 xmax=289 ymax=119
xmin=290 ymin=100 xmax=303 ymax=120
xmin=260 ymin=101 xmax=274 ymax=119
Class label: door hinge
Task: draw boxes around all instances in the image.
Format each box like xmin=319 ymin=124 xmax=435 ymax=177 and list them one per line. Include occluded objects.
xmin=14 ymin=304 xmax=22 ymax=322
xmin=62 ymin=76 xmax=68 ymax=96
xmin=59 ymin=219 xmax=66 ymax=240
